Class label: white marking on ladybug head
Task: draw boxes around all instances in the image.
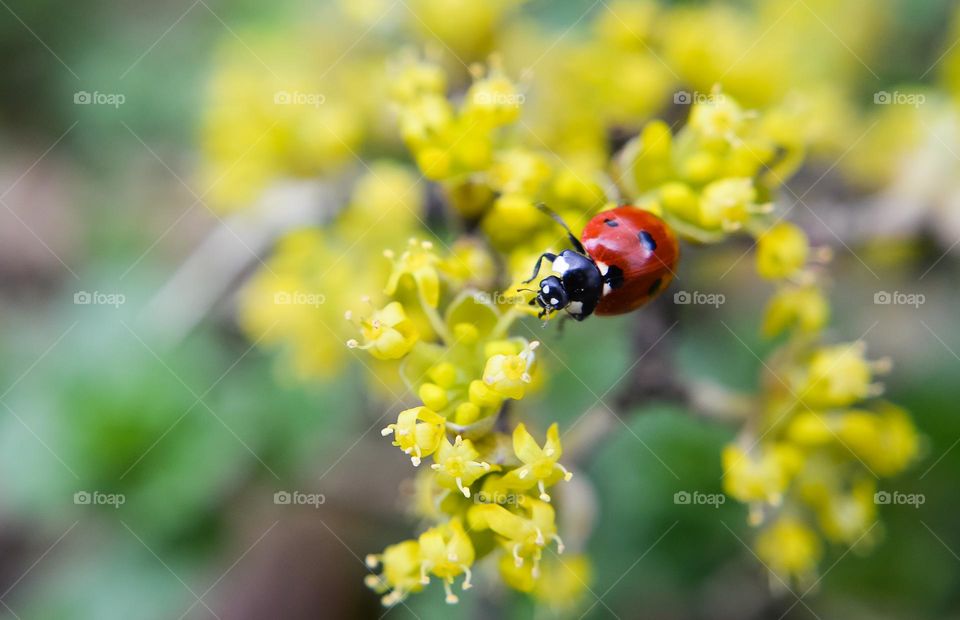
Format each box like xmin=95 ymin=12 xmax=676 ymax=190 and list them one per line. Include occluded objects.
xmin=602 ymin=282 xmax=612 ymax=296
xmin=595 ymin=260 xmax=609 ymax=276
xmin=552 ymin=255 xmax=571 ymax=275
xmin=550 ymin=298 xmax=559 ymax=306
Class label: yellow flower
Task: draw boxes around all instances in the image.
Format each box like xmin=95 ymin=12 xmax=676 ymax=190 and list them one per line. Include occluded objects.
xmin=405 ymin=0 xmax=519 ymax=61
xmin=680 ymin=150 xmax=721 ymax=185
xmin=198 ymin=24 xmax=393 ymax=212
xmin=816 ymin=479 xmax=877 ymax=545
xmin=788 ymin=406 xmax=918 ymax=476
xmin=481 ymin=194 xmax=543 ymax=250
xmin=239 ymin=228 xmax=374 ymax=380
xmin=382 ymin=406 xmax=447 ymax=466
xmin=339 ymin=162 xmax=424 ymax=235
xmin=659 ymin=181 xmax=699 ymax=223
xmin=533 ymin=553 xmax=593 ymax=611
xmin=482 ymin=341 xmax=540 ymax=400
xmin=762 ymin=285 xmax=829 ymax=338
xmin=756 ymin=222 xmax=809 ymax=280
xmin=792 ymin=452 xmax=835 ymax=508
xmin=410 ymin=468 xmax=445 ymax=521
xmin=398 ymin=94 xmax=454 ymax=145
xmin=755 ymin=517 xmax=822 ymax=585
xmin=627 ymin=119 xmax=674 ymax=191
xmin=698 ymin=177 xmax=770 ymax=231
xmin=417 ymin=519 xmax=475 ymax=603
xmin=439 ymin=238 xmax=497 ymax=290
xmin=785 ymin=410 xmax=834 ymax=446
xmin=453 ymin=402 xmax=481 ymax=426
xmin=365 ymin=540 xmax=424 ymax=606
xmin=837 ymin=404 xmax=920 ymax=476
xmin=800 ymin=343 xmax=882 ymax=408
xmin=595 ymin=0 xmax=658 ymax=50
xmin=688 ymin=94 xmax=750 ymax=142
xmin=468 ymin=379 xmax=505 ymax=409
xmin=498 ymin=549 xmax=592 ymax=609
xmin=469 ymin=498 xmax=563 ymax=578
xmin=551 ymin=163 xmax=607 ymax=210
xmin=384 ymin=239 xmax=442 ymax=308
xmin=498 ymin=551 xmax=536 ymax=592
xmin=490 ymin=423 xmax=572 ymax=502
xmin=347 ymin=301 xmax=419 ymax=360
xmin=722 ymin=443 xmax=803 ymax=513
xmin=464 ymin=70 xmax=524 ymax=126
xmin=486 ymin=148 xmax=553 ymax=196
xmin=414 ymin=145 xmax=455 ymax=180
xmin=417 ymin=382 xmax=449 ymax=411
xmin=389 ymin=57 xmax=447 ymax=104
xmin=430 ymin=435 xmax=498 ymax=498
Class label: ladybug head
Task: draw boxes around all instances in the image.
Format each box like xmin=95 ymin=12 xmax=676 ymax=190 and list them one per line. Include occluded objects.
xmin=521 ymin=249 xmax=603 ymax=322
xmin=534 ymin=275 xmax=569 ymax=316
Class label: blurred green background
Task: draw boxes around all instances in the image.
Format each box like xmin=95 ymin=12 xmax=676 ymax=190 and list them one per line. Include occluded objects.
xmin=1 ymin=0 xmax=960 ymax=618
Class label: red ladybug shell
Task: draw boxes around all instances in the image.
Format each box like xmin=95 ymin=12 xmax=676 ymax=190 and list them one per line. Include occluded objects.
xmin=581 ymin=206 xmax=679 ymax=315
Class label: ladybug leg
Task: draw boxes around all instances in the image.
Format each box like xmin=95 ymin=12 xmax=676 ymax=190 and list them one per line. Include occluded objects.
xmin=537 ymin=304 xmax=557 ymax=321
xmin=522 ymin=252 xmax=557 ymax=284
xmin=535 ymin=204 xmax=587 ymax=255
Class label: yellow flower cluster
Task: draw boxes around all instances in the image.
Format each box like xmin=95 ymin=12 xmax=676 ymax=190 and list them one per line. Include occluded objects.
xmin=720 ymin=217 xmax=920 ymax=587
xmin=615 ymin=92 xmax=802 ymax=242
xmin=390 ymin=56 xmax=608 ymax=285
xmin=353 ymin=239 xmax=585 ymax=606
xmin=201 ymin=0 xmax=932 ymax=218
xmin=498 ymin=0 xmax=894 ymax=178
xmin=238 ymin=161 xmax=424 ymax=382
xmin=214 ymin=0 xmax=931 ymax=607
xmin=199 ymin=18 xmax=396 ymax=212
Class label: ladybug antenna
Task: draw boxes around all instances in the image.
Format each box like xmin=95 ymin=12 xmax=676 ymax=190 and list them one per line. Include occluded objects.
xmin=535 ymin=204 xmax=586 ymax=255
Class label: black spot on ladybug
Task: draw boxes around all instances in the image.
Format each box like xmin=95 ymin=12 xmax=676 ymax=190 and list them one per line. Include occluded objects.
xmin=637 ymin=230 xmax=657 ymax=251
xmin=648 ymin=277 xmax=662 ymax=296
xmin=604 ymin=218 xmax=619 ymax=227
xmin=605 ymin=264 xmax=624 ymax=289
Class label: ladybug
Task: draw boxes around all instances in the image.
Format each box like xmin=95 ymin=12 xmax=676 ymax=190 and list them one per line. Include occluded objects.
xmin=522 ymin=205 xmax=680 ymax=320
